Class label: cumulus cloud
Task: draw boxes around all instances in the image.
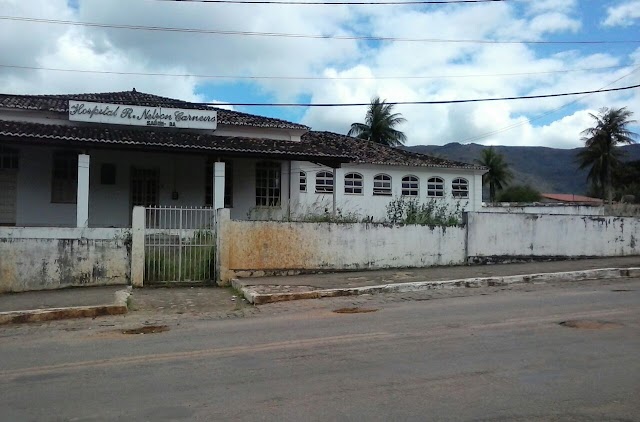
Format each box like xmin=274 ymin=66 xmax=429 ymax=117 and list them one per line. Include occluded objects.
xmin=603 ymin=0 xmax=640 ymax=27
xmin=0 ymin=0 xmax=638 ymax=148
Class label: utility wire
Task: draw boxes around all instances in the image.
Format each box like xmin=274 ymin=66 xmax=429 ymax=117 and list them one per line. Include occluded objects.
xmin=449 ymin=65 xmax=640 ymax=144
xmin=149 ymin=0 xmax=509 ymax=5
xmin=2 ymin=16 xmax=639 ymax=44
xmin=0 ymin=63 xmax=633 ymax=81
xmin=192 ymin=84 xmax=640 ymax=106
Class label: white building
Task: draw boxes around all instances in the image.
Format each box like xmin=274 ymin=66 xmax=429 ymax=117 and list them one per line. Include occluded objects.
xmin=0 ymin=90 xmax=486 ymax=227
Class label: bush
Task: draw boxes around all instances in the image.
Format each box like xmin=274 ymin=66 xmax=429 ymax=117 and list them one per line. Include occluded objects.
xmin=497 ymin=185 xmax=541 ymax=202
xmin=385 ymin=197 xmax=466 ymax=226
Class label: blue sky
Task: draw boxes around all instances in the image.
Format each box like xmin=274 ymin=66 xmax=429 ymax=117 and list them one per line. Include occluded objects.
xmin=2 ymin=0 xmax=640 ymax=147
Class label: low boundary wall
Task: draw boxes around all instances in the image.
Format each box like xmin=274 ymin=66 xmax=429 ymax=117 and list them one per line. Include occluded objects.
xmin=0 ymin=228 xmax=131 ymax=293
xmin=467 ymin=213 xmax=640 ymax=263
xmin=216 ymin=210 xmax=466 ymax=283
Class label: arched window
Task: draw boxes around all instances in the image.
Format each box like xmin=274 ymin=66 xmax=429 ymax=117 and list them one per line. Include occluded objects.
xmin=299 ymin=171 xmax=307 ymax=192
xmin=316 ymin=171 xmax=334 ymax=193
xmin=401 ymin=175 xmax=419 ymax=197
xmin=373 ymin=174 xmax=392 ymax=196
xmin=427 ymin=177 xmax=444 ymax=197
xmin=452 ymin=178 xmax=469 ymax=198
xmin=344 ymin=173 xmax=363 ymax=194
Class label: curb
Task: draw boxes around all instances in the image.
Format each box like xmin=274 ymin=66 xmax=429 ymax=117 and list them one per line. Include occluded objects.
xmin=235 ymin=267 xmax=640 ymax=305
xmin=0 ymin=287 xmax=132 ymax=325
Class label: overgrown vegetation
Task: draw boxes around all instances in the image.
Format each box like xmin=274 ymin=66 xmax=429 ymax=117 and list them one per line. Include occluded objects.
xmin=145 ymin=230 xmax=215 ymax=283
xmin=497 ymin=184 xmax=541 ymax=202
xmin=385 ymin=197 xmax=466 ymax=226
xmin=290 ymin=209 xmax=362 ymax=223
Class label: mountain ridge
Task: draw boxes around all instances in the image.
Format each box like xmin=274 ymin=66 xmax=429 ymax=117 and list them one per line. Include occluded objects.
xmin=406 ymin=143 xmax=640 ymax=195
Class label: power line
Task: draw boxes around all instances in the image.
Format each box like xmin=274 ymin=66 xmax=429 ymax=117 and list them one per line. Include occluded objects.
xmin=150 ymin=0 xmax=509 ymax=5
xmin=449 ymin=65 xmax=640 ymax=144
xmin=193 ymin=84 xmax=640 ymax=106
xmin=2 ymin=16 xmax=640 ymax=44
xmin=0 ymin=63 xmax=633 ymax=81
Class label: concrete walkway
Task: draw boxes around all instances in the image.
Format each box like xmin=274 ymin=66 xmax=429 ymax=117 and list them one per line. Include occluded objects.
xmin=233 ymin=257 xmax=640 ymax=303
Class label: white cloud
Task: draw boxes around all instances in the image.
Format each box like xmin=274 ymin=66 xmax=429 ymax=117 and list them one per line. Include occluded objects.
xmin=1 ymin=0 xmax=638 ymax=149
xmin=603 ymin=0 xmax=640 ymax=27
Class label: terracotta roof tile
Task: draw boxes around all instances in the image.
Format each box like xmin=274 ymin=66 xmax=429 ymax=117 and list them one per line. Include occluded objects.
xmin=0 ymin=91 xmax=309 ymax=130
xmin=541 ymin=193 xmax=604 ymax=204
xmin=302 ymin=131 xmax=485 ymax=170
xmin=0 ymin=91 xmax=482 ymax=170
xmin=0 ymin=120 xmax=350 ymax=161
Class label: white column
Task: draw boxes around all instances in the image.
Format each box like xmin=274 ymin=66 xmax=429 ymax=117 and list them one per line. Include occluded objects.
xmin=332 ymin=167 xmax=337 ymax=216
xmin=213 ymin=161 xmax=225 ymax=210
xmin=76 ymin=153 xmax=90 ymax=228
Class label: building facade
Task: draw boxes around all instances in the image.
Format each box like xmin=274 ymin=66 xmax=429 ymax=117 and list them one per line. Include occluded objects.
xmin=0 ymin=90 xmax=485 ymax=227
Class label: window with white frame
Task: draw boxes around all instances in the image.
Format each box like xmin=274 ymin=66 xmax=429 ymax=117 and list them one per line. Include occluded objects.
xmin=401 ymin=175 xmax=419 ymax=197
xmin=51 ymin=151 xmax=78 ymax=203
xmin=299 ymin=171 xmax=307 ymax=192
xmin=452 ymin=177 xmax=469 ymax=198
xmin=427 ymin=177 xmax=444 ymax=197
xmin=255 ymin=161 xmax=281 ymax=207
xmin=344 ymin=172 xmax=363 ymax=194
xmin=373 ymin=174 xmax=392 ymax=196
xmin=315 ymin=171 xmax=334 ymax=193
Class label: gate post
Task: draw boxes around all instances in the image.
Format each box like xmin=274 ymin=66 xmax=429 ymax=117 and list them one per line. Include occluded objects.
xmin=215 ymin=208 xmax=231 ymax=286
xmin=131 ymin=206 xmax=146 ymax=287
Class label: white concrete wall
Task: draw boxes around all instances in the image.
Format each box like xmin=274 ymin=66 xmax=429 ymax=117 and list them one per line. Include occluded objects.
xmin=467 ymin=213 xmax=640 ymax=261
xmin=217 ymin=215 xmax=466 ymax=282
xmin=479 ymin=204 xmax=605 ymax=216
xmin=0 ymin=227 xmax=130 ymax=293
xmin=291 ymin=162 xmax=483 ymax=221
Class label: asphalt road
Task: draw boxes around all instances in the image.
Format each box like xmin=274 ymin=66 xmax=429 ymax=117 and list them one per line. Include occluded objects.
xmin=1 ymin=278 xmax=639 ymax=421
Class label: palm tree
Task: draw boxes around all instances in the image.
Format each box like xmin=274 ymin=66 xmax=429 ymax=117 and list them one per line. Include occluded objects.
xmin=476 ymin=147 xmax=513 ymax=202
xmin=348 ymin=97 xmax=407 ymax=147
xmin=577 ymin=107 xmax=638 ymax=204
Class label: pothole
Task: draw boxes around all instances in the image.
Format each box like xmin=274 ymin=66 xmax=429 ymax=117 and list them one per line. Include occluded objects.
xmin=121 ymin=325 xmax=170 ymax=335
xmin=558 ymin=320 xmax=623 ymax=330
xmin=333 ymin=307 xmax=378 ymax=314
xmin=611 ymin=289 xmax=634 ymax=292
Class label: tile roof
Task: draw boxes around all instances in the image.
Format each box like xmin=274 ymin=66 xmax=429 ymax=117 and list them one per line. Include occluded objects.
xmin=0 ymin=120 xmax=350 ymax=161
xmin=541 ymin=193 xmax=604 ymax=204
xmin=0 ymin=90 xmax=482 ymax=170
xmin=0 ymin=90 xmax=309 ymax=130
xmin=302 ymin=131 xmax=485 ymax=170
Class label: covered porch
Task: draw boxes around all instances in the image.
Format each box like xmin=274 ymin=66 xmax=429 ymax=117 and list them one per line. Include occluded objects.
xmin=0 ymin=121 xmax=350 ymax=228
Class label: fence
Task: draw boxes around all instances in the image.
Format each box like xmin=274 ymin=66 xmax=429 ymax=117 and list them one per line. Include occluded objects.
xmin=142 ymin=207 xmax=216 ymax=284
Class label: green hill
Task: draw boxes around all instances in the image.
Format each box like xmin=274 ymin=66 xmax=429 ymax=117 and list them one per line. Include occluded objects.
xmin=406 ymin=143 xmax=640 ymax=195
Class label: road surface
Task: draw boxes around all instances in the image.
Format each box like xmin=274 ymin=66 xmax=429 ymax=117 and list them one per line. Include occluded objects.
xmin=1 ymin=278 xmax=639 ymax=421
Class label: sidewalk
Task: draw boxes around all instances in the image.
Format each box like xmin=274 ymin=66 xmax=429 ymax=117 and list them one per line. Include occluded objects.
xmin=0 ymin=286 xmax=130 ymax=325
xmin=0 ymin=284 xmax=251 ymax=325
xmin=233 ymin=257 xmax=640 ymax=304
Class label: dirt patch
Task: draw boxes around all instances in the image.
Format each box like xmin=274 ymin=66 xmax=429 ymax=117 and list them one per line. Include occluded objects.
xmin=333 ymin=307 xmax=378 ymax=314
xmin=558 ymin=320 xmax=623 ymax=330
xmin=121 ymin=325 xmax=170 ymax=335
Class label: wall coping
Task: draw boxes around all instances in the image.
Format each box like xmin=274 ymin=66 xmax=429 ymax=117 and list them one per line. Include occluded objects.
xmin=0 ymin=227 xmax=130 ymax=240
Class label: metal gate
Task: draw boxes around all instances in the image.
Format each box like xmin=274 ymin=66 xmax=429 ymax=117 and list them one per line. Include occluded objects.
xmin=143 ymin=206 xmax=216 ymax=284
